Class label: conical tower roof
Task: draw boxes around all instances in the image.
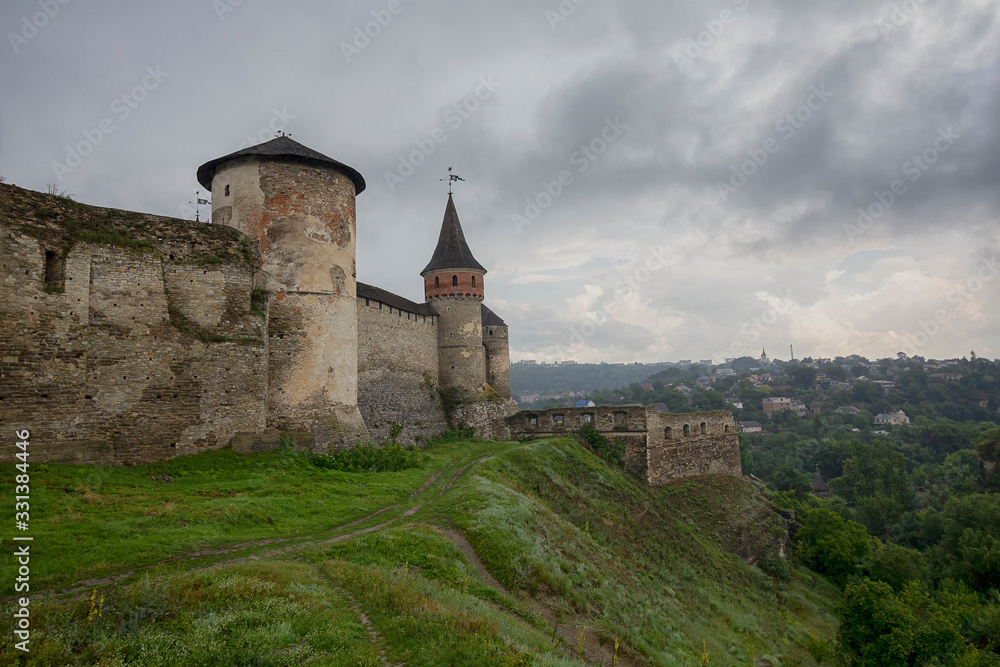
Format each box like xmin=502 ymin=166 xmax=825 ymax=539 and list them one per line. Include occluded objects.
xmin=196 ymin=135 xmax=366 ymax=194
xmin=421 ymin=194 xmax=486 ymax=275
xmin=813 ymin=469 xmax=830 ymax=494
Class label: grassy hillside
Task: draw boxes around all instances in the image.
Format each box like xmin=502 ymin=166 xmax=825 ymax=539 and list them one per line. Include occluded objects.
xmin=0 ymin=437 xmax=839 ymax=666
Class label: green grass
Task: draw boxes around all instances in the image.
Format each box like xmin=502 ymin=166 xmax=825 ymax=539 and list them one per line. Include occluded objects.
xmin=0 ymin=441 xmax=496 ymax=593
xmin=0 ymin=437 xmax=841 ymax=665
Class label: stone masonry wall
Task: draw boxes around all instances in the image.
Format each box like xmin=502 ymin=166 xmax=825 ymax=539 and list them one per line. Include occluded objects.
xmin=506 ymin=406 xmax=741 ymax=485
xmin=506 ymin=406 xmax=652 ymax=479
xmin=0 ymin=185 xmax=268 ymax=464
xmin=646 ymin=410 xmax=741 ymax=487
xmin=357 ymin=297 xmax=447 ymax=446
xmin=483 ymin=325 xmax=511 ymax=399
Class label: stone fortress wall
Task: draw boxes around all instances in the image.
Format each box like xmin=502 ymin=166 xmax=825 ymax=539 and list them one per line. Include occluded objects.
xmin=356 ymin=286 xmax=448 ymax=446
xmin=506 ymin=406 xmax=742 ymax=485
xmin=0 ymin=138 xmax=741 ymax=487
xmin=0 ymin=182 xmax=505 ymax=463
xmin=0 ymin=185 xmax=269 ymax=464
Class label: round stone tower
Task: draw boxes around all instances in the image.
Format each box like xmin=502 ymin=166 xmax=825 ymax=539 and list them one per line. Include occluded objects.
xmin=196 ymin=136 xmax=370 ymax=449
xmin=422 ymin=194 xmax=487 ymax=395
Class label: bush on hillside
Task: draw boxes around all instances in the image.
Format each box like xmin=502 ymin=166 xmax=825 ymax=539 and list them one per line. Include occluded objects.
xmin=310 ymin=443 xmax=422 ymax=473
xmin=577 ymin=423 xmax=625 ymax=466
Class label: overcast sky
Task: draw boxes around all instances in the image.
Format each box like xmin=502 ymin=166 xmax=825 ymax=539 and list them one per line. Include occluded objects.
xmin=2 ymin=0 xmax=998 ymax=364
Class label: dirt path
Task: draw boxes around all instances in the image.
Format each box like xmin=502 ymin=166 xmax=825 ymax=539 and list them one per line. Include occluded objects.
xmin=429 ymin=525 xmax=638 ymax=666
xmin=435 ymin=527 xmax=504 ymax=592
xmin=338 ymin=586 xmax=402 ymax=667
xmin=41 ymin=455 xmax=491 ymax=601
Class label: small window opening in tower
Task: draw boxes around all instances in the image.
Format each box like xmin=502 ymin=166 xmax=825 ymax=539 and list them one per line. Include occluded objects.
xmin=435 ymin=276 xmax=440 ymax=288
xmin=225 ymin=184 xmax=230 ymax=197
xmin=472 ymin=276 xmax=476 ymax=287
xmin=44 ymin=250 xmax=65 ymax=292
xmin=452 ymin=275 xmax=458 ymax=287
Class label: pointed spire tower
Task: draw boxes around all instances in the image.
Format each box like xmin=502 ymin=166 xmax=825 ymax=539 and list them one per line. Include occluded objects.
xmin=422 ymin=194 xmax=487 ymax=393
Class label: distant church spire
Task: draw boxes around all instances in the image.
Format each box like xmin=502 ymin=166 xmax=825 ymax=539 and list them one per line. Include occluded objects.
xmin=421 ymin=194 xmax=486 ymax=275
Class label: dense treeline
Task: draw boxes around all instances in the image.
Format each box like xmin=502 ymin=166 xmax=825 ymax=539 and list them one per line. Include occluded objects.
xmin=510 ymin=362 xmax=667 ymax=398
xmin=586 ymin=355 xmax=1000 ymax=664
xmin=760 ymin=423 xmax=1000 ymax=664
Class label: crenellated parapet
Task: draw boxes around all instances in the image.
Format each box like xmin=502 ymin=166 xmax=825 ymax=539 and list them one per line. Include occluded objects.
xmin=507 ymin=406 xmax=742 ymax=485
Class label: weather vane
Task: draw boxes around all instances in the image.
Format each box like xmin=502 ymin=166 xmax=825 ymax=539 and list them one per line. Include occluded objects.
xmin=190 ymin=190 xmax=211 ymax=223
xmin=440 ymin=167 xmax=465 ymax=195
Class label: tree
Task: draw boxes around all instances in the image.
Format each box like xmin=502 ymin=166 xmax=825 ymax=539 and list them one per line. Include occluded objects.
xmin=794 ymin=506 xmax=873 ymax=584
xmin=789 ymin=364 xmax=818 ymax=389
xmin=838 ymin=579 xmax=915 ymax=667
xmin=831 ymin=440 xmax=913 ymax=508
xmin=838 ymin=580 xmax=979 ymax=667
xmin=861 ymin=542 xmax=927 ymax=592
xmin=933 ymin=494 xmax=1000 ymax=592
xmin=771 ymin=464 xmax=812 ymax=497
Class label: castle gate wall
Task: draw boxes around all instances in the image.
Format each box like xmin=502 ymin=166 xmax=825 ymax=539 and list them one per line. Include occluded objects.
xmin=506 ymin=406 xmax=742 ymax=485
xmin=357 ymin=297 xmax=447 ymax=446
xmin=646 ymin=411 xmax=741 ymax=486
xmin=0 ymin=190 xmax=268 ymax=464
xmin=506 ymin=406 xmax=651 ymax=479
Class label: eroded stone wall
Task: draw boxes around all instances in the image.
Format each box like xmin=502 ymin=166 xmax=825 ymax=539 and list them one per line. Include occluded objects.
xmin=506 ymin=406 xmax=741 ymax=485
xmin=211 ymin=159 xmax=368 ymax=448
xmin=483 ymin=325 xmax=511 ymax=399
xmin=432 ymin=295 xmax=486 ymax=394
xmin=357 ymin=297 xmax=447 ymax=446
xmin=646 ymin=411 xmax=741 ymax=486
xmin=0 ymin=185 xmax=268 ymax=464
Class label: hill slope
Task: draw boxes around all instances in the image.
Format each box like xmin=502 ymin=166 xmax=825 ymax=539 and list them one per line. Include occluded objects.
xmin=1 ymin=437 xmax=838 ymax=665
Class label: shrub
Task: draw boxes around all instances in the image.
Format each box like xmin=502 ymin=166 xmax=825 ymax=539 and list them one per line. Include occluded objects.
xmin=430 ymin=423 xmax=476 ymax=445
xmin=577 ymin=423 xmax=625 ymax=466
xmin=310 ymin=443 xmax=422 ymax=473
xmin=757 ymin=549 xmax=791 ymax=582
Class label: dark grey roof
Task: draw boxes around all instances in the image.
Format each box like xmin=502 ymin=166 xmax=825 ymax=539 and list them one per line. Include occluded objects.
xmin=357 ymin=282 xmax=437 ymax=317
xmin=196 ymin=136 xmax=366 ymax=194
xmin=813 ymin=471 xmax=830 ymax=492
xmin=481 ymin=304 xmax=507 ymax=327
xmin=421 ymin=194 xmax=486 ymax=275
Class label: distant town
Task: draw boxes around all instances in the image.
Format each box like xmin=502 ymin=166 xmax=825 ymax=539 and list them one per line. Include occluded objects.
xmin=511 ymin=350 xmax=998 ymax=436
